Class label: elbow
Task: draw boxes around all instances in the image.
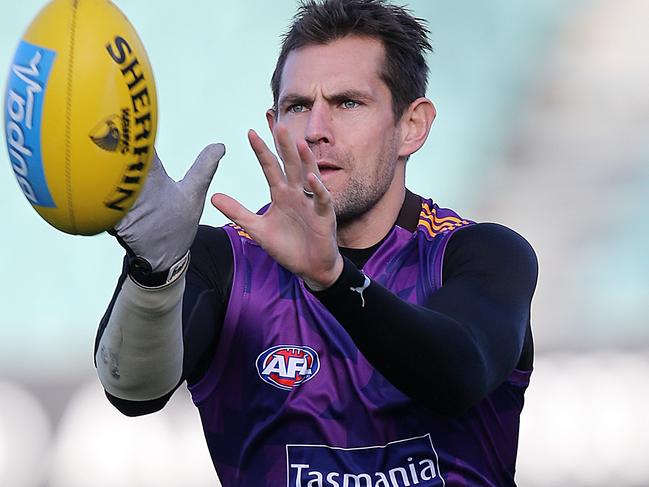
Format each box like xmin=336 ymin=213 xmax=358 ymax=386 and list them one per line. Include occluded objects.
xmin=105 ymin=390 xmax=169 ymax=417
xmin=440 ymin=369 xmax=489 ymax=416
xmin=426 ymin=352 xmax=490 ymax=417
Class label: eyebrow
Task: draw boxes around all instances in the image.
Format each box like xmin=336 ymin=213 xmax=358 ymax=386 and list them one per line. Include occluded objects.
xmin=278 ymin=94 xmax=312 ymax=110
xmin=278 ymin=89 xmax=375 ymax=110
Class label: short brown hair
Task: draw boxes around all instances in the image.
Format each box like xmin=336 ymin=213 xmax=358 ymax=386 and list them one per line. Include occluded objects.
xmin=271 ymin=0 xmax=432 ymax=121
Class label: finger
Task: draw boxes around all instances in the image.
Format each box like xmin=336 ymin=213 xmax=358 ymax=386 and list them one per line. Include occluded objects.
xmin=147 ymin=148 xmax=171 ymax=182
xmin=211 ymin=193 xmax=260 ymax=236
xmin=180 ymin=143 xmax=226 ymax=196
xmin=297 ymin=139 xmax=319 ymax=191
xmin=248 ymin=129 xmax=286 ymax=189
xmin=126 ymin=148 xmax=171 ymax=213
xmin=151 ymin=148 xmax=169 ymax=176
xmin=273 ymin=124 xmax=303 ymax=187
xmin=307 ymin=172 xmax=333 ymax=218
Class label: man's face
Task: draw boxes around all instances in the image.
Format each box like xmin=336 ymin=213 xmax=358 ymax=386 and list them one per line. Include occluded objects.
xmin=271 ymin=35 xmax=404 ymax=224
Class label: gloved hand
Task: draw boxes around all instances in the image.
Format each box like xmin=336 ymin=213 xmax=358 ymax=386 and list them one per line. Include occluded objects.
xmin=111 ymin=143 xmax=226 ymax=286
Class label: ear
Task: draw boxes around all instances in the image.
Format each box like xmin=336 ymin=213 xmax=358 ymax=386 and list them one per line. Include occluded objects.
xmin=266 ymin=108 xmax=277 ymax=134
xmin=397 ymin=97 xmax=436 ymax=158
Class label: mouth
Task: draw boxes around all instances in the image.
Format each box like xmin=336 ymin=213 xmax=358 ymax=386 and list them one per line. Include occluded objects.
xmin=316 ymin=161 xmax=342 ymax=176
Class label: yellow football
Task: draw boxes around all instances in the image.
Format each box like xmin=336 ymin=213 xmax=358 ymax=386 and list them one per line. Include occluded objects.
xmin=4 ymin=0 xmax=157 ymax=235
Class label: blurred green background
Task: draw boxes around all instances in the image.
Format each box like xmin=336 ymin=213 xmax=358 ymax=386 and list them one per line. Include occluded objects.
xmin=1 ymin=0 xmax=648 ymax=485
xmin=0 ymin=0 xmax=575 ymax=375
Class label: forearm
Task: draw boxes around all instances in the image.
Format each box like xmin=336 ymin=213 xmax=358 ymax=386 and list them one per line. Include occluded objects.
xmin=311 ymin=225 xmax=537 ymax=415
xmin=312 ymin=258 xmax=494 ymax=414
xmin=95 ymin=274 xmax=185 ymax=401
xmin=95 ymin=226 xmax=233 ymax=415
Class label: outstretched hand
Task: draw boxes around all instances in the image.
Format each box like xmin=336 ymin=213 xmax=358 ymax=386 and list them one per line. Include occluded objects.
xmin=211 ymin=126 xmax=343 ymax=290
xmin=114 ymin=144 xmax=225 ymax=274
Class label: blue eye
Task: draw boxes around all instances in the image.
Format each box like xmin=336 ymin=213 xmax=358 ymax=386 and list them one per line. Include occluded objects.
xmin=288 ymin=105 xmax=306 ymax=113
xmin=342 ymin=100 xmax=359 ymax=109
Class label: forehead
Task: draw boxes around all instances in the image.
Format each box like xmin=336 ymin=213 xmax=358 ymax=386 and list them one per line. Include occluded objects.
xmin=279 ymin=36 xmax=387 ymax=98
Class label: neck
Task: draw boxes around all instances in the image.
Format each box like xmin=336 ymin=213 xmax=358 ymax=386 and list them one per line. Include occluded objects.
xmin=335 ymin=169 xmax=406 ymax=249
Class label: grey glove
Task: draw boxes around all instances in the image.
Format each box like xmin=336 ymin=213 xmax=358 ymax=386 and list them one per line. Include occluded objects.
xmin=112 ymin=143 xmax=226 ymax=284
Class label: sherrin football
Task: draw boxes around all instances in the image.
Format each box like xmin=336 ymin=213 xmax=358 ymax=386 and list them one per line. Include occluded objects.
xmin=4 ymin=0 xmax=157 ymax=235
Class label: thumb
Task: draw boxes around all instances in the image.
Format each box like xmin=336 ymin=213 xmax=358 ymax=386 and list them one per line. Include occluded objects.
xmin=145 ymin=148 xmax=171 ymax=183
xmin=180 ymin=143 xmax=226 ymax=195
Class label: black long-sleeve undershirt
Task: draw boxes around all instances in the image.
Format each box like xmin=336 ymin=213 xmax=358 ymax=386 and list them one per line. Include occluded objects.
xmin=99 ymin=191 xmax=537 ymax=417
xmin=313 ymin=223 xmax=536 ymax=414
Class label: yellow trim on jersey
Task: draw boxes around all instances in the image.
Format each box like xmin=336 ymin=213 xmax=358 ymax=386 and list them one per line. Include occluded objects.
xmin=228 ymin=223 xmax=253 ymax=240
xmin=418 ymin=202 xmax=471 ymax=238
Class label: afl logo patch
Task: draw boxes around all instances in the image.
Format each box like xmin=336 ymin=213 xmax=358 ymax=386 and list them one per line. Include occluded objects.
xmin=256 ymin=345 xmax=320 ymax=391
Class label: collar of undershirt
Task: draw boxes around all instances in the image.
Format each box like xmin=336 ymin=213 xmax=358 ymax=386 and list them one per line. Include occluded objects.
xmin=339 ymin=189 xmax=422 ymax=268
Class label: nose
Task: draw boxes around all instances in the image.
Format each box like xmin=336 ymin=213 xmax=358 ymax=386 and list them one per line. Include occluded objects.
xmin=304 ymin=102 xmax=333 ymax=146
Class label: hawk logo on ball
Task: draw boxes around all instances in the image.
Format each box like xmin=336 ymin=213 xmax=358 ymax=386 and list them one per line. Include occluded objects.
xmin=90 ymin=114 xmax=121 ymax=152
xmin=90 ymin=109 xmax=131 ymax=154
xmin=256 ymin=345 xmax=320 ymax=390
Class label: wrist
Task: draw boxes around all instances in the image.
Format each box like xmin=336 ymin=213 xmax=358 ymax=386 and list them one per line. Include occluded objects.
xmin=306 ymin=256 xmax=371 ymax=310
xmin=128 ymin=251 xmax=190 ymax=289
xmin=303 ymin=254 xmax=344 ymax=291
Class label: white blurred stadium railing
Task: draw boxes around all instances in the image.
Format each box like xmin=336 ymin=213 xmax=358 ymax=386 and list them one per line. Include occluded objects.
xmin=2 ymin=351 xmax=649 ymax=486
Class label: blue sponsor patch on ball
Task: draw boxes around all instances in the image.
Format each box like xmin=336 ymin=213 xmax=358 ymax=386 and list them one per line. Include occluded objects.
xmin=286 ymin=434 xmax=445 ymax=486
xmin=5 ymin=40 xmax=56 ymax=207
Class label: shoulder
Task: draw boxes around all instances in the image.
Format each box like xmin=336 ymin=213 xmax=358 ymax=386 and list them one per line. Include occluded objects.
xmin=447 ymin=223 xmax=536 ymax=258
xmin=192 ymin=224 xmax=231 ymax=254
xmin=443 ymin=223 xmax=538 ymax=288
xmin=188 ymin=225 xmax=233 ymax=287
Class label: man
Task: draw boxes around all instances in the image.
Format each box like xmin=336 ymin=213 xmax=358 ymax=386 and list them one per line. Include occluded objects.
xmin=96 ymin=0 xmax=538 ymax=485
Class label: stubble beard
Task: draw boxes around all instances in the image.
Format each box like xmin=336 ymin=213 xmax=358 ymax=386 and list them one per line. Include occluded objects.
xmin=332 ymin=133 xmax=401 ymax=227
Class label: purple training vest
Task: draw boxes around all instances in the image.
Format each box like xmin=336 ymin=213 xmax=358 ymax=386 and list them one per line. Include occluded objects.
xmin=189 ymin=199 xmax=531 ymax=486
